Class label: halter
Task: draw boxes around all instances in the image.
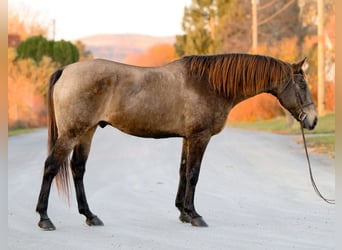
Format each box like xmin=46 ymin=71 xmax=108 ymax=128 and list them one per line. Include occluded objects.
xmin=278 ymin=74 xmax=314 ymax=122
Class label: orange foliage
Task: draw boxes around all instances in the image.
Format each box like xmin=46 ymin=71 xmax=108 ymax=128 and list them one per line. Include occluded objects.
xmin=257 ymin=38 xmax=299 ymax=63
xmin=228 ymin=94 xmax=284 ymax=122
xmin=8 ymin=77 xmax=47 ymax=128
xmin=124 ymin=43 xmax=177 ymax=66
xmin=325 ymin=82 xmax=335 ymax=112
xmin=8 ymin=49 xmax=56 ymax=128
xmin=8 ymin=6 xmax=54 ymax=128
xmin=310 ymin=81 xmax=335 ymax=113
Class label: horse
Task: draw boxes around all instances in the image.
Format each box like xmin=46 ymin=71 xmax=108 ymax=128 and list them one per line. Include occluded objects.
xmin=36 ymin=53 xmax=317 ymax=230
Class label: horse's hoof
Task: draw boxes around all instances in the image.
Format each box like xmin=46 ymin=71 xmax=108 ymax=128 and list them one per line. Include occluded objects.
xmin=38 ymin=218 xmax=56 ymax=231
xmin=179 ymin=213 xmax=192 ymax=223
xmin=86 ymin=216 xmax=104 ymax=226
xmin=190 ymin=217 xmax=208 ymax=227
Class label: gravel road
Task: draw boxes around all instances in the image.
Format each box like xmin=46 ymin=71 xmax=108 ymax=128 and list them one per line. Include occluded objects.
xmin=8 ymin=127 xmax=335 ymax=250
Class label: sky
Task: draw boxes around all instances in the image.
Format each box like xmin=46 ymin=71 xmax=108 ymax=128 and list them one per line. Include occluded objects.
xmin=9 ymin=0 xmax=192 ymax=40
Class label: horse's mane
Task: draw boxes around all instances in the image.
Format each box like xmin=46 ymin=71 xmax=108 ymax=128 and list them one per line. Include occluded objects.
xmin=182 ymin=53 xmax=292 ymax=98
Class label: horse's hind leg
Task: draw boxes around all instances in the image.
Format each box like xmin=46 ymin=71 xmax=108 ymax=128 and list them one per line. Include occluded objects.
xmin=70 ymin=128 xmax=103 ymax=226
xmin=36 ymin=135 xmax=75 ymax=230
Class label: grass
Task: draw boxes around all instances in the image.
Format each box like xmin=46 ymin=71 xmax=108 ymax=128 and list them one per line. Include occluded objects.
xmin=228 ymin=113 xmax=335 ymax=157
xmin=304 ymin=135 xmax=335 ymax=156
xmin=8 ymin=128 xmax=34 ymax=137
xmin=228 ymin=113 xmax=335 ymax=134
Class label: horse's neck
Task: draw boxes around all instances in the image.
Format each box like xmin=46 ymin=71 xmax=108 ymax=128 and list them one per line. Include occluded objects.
xmin=231 ymin=81 xmax=276 ymax=106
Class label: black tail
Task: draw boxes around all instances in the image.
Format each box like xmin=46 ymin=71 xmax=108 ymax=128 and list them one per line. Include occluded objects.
xmin=47 ymin=69 xmax=70 ymax=202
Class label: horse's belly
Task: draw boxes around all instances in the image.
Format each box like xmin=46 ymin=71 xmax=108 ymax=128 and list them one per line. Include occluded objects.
xmin=109 ymin=112 xmax=183 ymax=139
xmin=118 ymin=127 xmax=182 ymax=139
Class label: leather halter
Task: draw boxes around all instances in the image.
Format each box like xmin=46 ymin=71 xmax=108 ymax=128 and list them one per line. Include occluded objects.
xmin=278 ymin=74 xmax=314 ymax=122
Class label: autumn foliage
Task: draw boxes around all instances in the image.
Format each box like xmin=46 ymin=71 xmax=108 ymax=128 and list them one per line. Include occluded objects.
xmin=124 ymin=44 xmax=177 ymax=66
xmin=8 ymin=49 xmax=56 ymax=128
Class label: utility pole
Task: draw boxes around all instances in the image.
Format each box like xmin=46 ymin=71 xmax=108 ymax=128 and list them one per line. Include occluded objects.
xmin=317 ymin=0 xmax=325 ymax=115
xmin=251 ymin=0 xmax=258 ymax=53
xmin=52 ymin=19 xmax=56 ymax=40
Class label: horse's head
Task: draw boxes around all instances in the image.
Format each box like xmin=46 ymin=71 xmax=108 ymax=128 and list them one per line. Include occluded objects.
xmin=277 ymin=58 xmax=317 ymax=130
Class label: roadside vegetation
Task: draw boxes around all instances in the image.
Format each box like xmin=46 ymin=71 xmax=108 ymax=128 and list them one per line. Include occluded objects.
xmin=8 ymin=128 xmax=34 ymax=136
xmin=228 ymin=113 xmax=335 ymax=157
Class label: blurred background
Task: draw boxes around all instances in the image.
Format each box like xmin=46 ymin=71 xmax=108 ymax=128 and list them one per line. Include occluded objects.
xmin=8 ymin=0 xmax=335 ymax=130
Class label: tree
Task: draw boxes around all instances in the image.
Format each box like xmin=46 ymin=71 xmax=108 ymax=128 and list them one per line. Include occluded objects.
xmin=16 ymin=35 xmax=51 ymax=64
xmin=8 ymin=48 xmax=56 ymax=128
xmin=216 ymin=0 xmax=251 ymax=53
xmin=52 ymin=40 xmax=79 ymax=66
xmin=16 ymin=35 xmax=79 ymax=66
xmin=175 ymin=0 xmax=216 ymax=56
xmin=175 ymin=0 xmax=231 ymax=56
xmin=216 ymin=0 xmax=304 ymax=54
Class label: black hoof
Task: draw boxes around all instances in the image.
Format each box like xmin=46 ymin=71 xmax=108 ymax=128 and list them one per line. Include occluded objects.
xmin=179 ymin=212 xmax=192 ymax=223
xmin=86 ymin=216 xmax=104 ymax=226
xmin=38 ymin=218 xmax=56 ymax=231
xmin=190 ymin=217 xmax=208 ymax=227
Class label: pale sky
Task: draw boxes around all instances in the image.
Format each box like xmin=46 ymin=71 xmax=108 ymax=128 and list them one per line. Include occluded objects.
xmin=9 ymin=0 xmax=192 ymax=40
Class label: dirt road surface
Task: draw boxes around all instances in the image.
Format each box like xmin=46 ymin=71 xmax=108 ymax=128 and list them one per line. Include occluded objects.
xmin=8 ymin=127 xmax=335 ymax=250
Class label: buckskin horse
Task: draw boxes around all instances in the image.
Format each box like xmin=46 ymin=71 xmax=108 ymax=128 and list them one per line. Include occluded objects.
xmin=36 ymin=53 xmax=317 ymax=230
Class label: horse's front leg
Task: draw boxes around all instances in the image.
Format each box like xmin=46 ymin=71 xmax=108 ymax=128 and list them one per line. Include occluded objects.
xmin=175 ymin=138 xmax=192 ymax=223
xmin=177 ymin=132 xmax=211 ymax=227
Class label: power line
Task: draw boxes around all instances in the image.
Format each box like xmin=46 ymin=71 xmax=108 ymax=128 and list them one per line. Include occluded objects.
xmin=258 ymin=0 xmax=278 ymax=11
xmin=258 ymin=0 xmax=296 ymax=26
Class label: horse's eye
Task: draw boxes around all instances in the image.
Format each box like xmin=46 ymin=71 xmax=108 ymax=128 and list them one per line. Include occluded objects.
xmin=299 ymin=83 xmax=306 ymax=89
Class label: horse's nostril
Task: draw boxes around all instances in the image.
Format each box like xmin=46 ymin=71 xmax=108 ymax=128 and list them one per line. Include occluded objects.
xmin=309 ymin=116 xmax=318 ymax=130
xmin=313 ymin=117 xmax=318 ymax=127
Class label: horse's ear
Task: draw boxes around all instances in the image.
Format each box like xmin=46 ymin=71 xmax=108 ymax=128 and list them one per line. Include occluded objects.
xmin=292 ymin=57 xmax=307 ymax=73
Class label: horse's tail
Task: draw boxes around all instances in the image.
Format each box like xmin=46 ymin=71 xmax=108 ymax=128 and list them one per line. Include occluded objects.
xmin=47 ymin=68 xmax=70 ymax=203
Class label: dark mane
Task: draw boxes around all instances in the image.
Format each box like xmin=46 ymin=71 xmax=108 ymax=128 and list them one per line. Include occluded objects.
xmin=182 ymin=53 xmax=292 ymax=98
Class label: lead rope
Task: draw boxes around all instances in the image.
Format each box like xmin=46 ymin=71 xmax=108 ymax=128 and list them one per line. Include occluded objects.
xmin=300 ymin=122 xmax=335 ymax=204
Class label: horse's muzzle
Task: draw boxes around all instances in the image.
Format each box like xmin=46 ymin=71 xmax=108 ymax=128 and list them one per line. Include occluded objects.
xmin=303 ymin=115 xmax=317 ymax=130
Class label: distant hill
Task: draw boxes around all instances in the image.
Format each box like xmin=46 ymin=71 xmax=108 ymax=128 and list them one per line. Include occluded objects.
xmin=78 ymin=34 xmax=175 ymax=62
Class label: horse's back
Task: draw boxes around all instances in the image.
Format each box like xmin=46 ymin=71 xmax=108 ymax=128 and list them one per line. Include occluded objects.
xmin=52 ymin=59 xmax=188 ymax=137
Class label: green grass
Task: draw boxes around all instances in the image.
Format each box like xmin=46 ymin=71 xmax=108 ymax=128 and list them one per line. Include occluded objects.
xmin=304 ymin=135 xmax=335 ymax=156
xmin=229 ymin=117 xmax=298 ymax=134
xmin=228 ymin=113 xmax=335 ymax=134
xmin=8 ymin=128 xmax=34 ymax=137
xmin=228 ymin=113 xmax=335 ymax=156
